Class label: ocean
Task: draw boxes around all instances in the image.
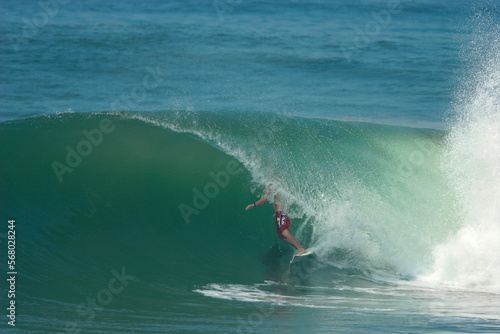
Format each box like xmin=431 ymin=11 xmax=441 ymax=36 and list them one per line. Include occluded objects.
xmin=1 ymin=0 xmax=499 ymax=333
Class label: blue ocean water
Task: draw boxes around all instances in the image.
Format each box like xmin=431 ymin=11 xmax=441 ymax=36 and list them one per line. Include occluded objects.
xmin=1 ymin=0 xmax=477 ymax=127
xmin=1 ymin=1 xmax=500 ymax=333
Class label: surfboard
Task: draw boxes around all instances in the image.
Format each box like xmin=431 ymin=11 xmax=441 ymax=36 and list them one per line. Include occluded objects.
xmin=290 ymin=250 xmax=314 ymax=264
xmin=286 ymin=249 xmax=316 ymax=285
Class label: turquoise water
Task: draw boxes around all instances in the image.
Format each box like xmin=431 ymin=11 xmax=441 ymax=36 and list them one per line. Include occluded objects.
xmin=1 ymin=1 xmax=500 ymax=333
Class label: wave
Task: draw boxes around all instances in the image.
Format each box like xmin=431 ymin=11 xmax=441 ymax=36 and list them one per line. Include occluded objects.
xmin=421 ymin=10 xmax=500 ymax=290
xmin=0 ymin=112 xmax=446 ymax=288
xmin=0 ymin=93 xmax=498 ymax=297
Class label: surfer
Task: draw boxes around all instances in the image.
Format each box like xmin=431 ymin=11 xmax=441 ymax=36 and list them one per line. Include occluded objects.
xmin=245 ymin=187 xmax=306 ymax=256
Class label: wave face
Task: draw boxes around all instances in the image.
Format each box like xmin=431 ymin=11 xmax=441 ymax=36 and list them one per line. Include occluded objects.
xmin=127 ymin=111 xmax=453 ymax=279
xmin=0 ymin=106 xmax=498 ymax=334
xmin=2 ymin=110 xmax=474 ymax=297
xmin=1 ymin=72 xmax=499 ymax=307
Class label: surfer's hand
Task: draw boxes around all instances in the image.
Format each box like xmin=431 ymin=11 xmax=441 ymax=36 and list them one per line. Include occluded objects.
xmin=245 ymin=204 xmax=254 ymax=211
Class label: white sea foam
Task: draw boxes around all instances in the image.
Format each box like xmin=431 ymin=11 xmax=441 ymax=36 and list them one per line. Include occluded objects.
xmin=421 ymin=12 xmax=500 ymax=291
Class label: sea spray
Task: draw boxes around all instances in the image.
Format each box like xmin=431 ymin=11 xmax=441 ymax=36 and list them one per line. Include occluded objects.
xmin=134 ymin=111 xmax=455 ymax=278
xmin=423 ymin=10 xmax=500 ymax=290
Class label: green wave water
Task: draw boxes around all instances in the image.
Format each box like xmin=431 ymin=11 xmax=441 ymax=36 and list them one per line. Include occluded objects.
xmin=1 ymin=111 xmax=499 ymax=332
xmin=0 ymin=110 xmax=456 ymax=287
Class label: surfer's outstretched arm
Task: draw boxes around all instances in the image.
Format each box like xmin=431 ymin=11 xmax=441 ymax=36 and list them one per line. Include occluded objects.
xmin=245 ymin=187 xmax=271 ymax=210
xmin=245 ymin=197 xmax=268 ymax=210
